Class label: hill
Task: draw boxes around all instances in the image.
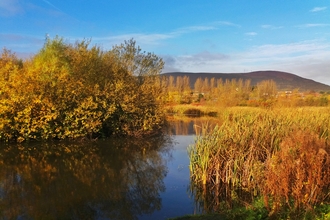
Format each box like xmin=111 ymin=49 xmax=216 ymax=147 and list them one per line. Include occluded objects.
xmin=162 ymin=71 xmax=330 ymax=92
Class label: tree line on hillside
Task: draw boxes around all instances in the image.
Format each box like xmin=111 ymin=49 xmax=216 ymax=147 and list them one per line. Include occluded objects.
xmin=162 ymin=75 xmax=329 ymax=107
xmin=0 ymin=37 xmax=166 ymax=142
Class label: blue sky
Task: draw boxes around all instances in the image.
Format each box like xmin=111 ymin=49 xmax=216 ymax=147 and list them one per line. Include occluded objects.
xmin=1 ymin=0 xmax=330 ymax=85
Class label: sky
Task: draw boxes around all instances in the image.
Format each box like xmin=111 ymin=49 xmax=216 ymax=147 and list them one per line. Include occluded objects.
xmin=1 ymin=0 xmax=330 ymax=85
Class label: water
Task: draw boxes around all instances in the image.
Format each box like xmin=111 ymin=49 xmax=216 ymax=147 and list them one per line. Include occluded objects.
xmin=140 ymin=135 xmax=197 ymax=220
xmin=0 ymin=120 xmax=201 ymax=220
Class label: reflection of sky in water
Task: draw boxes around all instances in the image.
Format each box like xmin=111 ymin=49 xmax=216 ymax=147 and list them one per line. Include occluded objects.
xmin=140 ymin=135 xmax=198 ymax=220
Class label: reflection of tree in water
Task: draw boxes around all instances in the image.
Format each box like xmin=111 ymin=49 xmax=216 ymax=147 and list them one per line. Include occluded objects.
xmin=168 ymin=117 xmax=221 ymax=135
xmin=0 ymin=135 xmax=172 ymax=220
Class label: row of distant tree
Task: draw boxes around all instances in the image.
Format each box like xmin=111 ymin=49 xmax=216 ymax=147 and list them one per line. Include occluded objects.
xmin=161 ymin=75 xmax=329 ymax=107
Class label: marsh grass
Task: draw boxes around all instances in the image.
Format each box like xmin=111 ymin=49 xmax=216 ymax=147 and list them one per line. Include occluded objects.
xmin=188 ymin=107 xmax=330 ymax=217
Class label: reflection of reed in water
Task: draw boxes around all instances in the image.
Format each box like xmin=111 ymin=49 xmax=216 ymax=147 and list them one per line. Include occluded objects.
xmin=190 ymin=181 xmax=255 ymax=214
xmin=168 ymin=117 xmax=221 ymax=135
xmin=169 ymin=120 xmax=194 ymax=135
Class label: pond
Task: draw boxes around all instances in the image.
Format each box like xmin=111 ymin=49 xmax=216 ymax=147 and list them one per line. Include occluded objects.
xmin=0 ymin=119 xmax=208 ymax=220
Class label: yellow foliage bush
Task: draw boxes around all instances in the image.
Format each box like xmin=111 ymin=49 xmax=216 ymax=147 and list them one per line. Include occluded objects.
xmin=0 ymin=37 xmax=166 ymax=142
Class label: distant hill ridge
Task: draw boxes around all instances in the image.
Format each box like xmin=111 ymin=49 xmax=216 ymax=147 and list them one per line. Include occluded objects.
xmin=162 ymin=70 xmax=330 ymax=92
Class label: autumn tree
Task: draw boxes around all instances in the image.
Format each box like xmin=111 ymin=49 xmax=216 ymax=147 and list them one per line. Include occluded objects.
xmin=256 ymin=80 xmax=277 ymax=100
xmin=202 ymin=78 xmax=210 ymax=94
xmin=0 ymin=37 xmax=166 ymax=142
xmin=194 ymin=77 xmax=203 ymax=93
xmin=167 ymin=75 xmax=175 ymax=92
xmin=181 ymin=76 xmax=192 ymax=103
xmin=0 ymin=49 xmax=22 ymax=97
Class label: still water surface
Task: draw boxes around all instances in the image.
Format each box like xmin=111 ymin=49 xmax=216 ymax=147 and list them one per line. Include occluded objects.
xmin=140 ymin=135 xmax=196 ymax=220
xmin=0 ymin=120 xmax=204 ymax=220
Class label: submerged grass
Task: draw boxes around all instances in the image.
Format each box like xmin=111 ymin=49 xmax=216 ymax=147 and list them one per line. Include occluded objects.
xmin=188 ymin=107 xmax=330 ymax=218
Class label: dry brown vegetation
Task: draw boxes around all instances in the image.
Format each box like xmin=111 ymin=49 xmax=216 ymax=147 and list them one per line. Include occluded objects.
xmin=188 ymin=107 xmax=330 ymax=217
xmin=264 ymin=131 xmax=330 ymax=213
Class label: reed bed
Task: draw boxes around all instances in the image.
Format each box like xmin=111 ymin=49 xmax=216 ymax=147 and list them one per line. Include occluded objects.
xmin=188 ymin=107 xmax=330 ymax=216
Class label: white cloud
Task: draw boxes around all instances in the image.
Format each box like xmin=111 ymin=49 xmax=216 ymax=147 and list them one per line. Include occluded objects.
xmin=0 ymin=33 xmax=44 ymax=47
xmin=245 ymin=32 xmax=257 ymax=36
xmin=175 ymin=25 xmax=217 ymax=34
xmin=114 ymin=33 xmax=173 ymax=43
xmin=253 ymin=52 xmax=330 ymax=85
xmin=178 ymin=51 xmax=229 ymax=64
xmin=175 ymin=21 xmax=242 ymax=35
xmin=162 ymin=40 xmax=330 ymax=85
xmin=92 ymin=23 xmax=221 ymax=49
xmin=297 ymin=23 xmax=330 ymax=28
xmin=214 ymin=21 xmax=241 ymax=28
xmin=92 ymin=33 xmax=174 ymax=49
xmin=0 ymin=0 xmax=23 ymax=16
xmin=162 ymin=55 xmax=181 ymax=72
xmin=244 ymin=40 xmax=329 ymax=58
xmin=310 ymin=7 xmax=327 ymax=12
xmin=1 ymin=19 xmax=234 ymax=55
xmin=261 ymin=25 xmax=283 ymax=30
xmin=173 ymin=21 xmax=240 ymax=35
